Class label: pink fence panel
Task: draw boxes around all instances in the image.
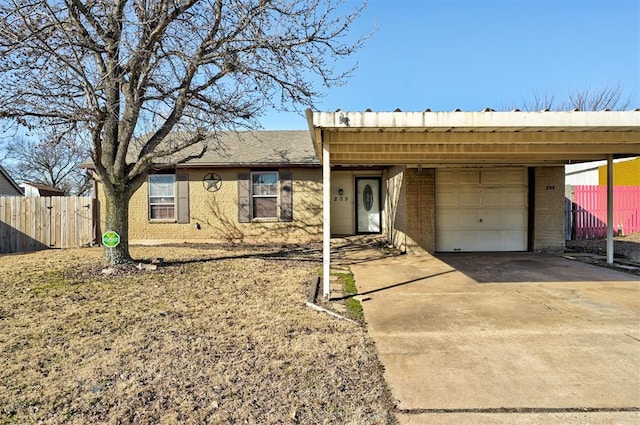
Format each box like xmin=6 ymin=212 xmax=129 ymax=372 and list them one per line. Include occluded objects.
xmin=572 ymin=185 xmax=640 ymax=239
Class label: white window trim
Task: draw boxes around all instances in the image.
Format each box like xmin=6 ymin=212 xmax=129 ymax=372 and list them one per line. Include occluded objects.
xmin=250 ymin=171 xmax=279 ymax=221
xmin=148 ymin=174 xmax=177 ymax=222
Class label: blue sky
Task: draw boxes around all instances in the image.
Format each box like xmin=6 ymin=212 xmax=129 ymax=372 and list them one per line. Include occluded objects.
xmin=260 ymin=0 xmax=640 ymax=129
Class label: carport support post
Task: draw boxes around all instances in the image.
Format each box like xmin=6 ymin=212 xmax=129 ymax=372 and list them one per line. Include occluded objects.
xmin=606 ymin=154 xmax=614 ymax=265
xmin=322 ymin=142 xmax=331 ymax=299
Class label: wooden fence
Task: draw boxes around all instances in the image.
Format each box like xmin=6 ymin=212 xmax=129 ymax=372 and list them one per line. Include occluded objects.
xmin=566 ymin=185 xmax=640 ymax=240
xmin=0 ymin=196 xmax=95 ymax=254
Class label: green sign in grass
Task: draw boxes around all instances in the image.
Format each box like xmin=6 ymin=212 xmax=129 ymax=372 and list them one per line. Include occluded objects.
xmin=102 ymin=231 xmax=120 ymax=248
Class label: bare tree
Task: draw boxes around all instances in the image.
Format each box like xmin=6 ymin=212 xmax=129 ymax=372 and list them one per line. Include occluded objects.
xmin=512 ymin=84 xmax=633 ymax=111
xmin=2 ymin=130 xmax=92 ymax=195
xmin=0 ymin=0 xmax=368 ymax=264
xmin=566 ymin=84 xmax=633 ymax=111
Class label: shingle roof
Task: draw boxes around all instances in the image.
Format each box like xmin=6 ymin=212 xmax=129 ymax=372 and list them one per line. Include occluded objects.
xmin=134 ymin=130 xmax=319 ymax=167
xmin=21 ymin=182 xmax=65 ymax=194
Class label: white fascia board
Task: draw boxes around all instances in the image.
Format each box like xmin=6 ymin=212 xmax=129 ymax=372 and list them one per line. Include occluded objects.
xmin=311 ymin=110 xmax=640 ymax=130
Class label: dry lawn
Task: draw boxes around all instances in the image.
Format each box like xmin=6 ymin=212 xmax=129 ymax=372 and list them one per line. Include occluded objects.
xmin=0 ymin=244 xmax=396 ymax=424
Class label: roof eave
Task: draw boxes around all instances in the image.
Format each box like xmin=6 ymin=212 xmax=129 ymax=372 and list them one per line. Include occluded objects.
xmin=310 ymin=110 xmax=640 ymax=132
xmin=175 ymin=162 xmax=320 ymax=169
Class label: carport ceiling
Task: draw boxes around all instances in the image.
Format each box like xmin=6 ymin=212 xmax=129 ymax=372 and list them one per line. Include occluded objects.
xmin=306 ymin=110 xmax=640 ymax=166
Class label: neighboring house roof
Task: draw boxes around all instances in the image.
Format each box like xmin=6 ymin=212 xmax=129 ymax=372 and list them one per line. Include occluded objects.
xmin=0 ymin=165 xmax=23 ymax=196
xmin=21 ymin=182 xmax=65 ymax=196
xmin=130 ymin=130 xmax=319 ymax=168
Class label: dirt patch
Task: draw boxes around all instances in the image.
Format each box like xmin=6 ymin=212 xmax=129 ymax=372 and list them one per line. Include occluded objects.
xmin=0 ymin=244 xmax=396 ymax=424
xmin=566 ymin=233 xmax=640 ymax=264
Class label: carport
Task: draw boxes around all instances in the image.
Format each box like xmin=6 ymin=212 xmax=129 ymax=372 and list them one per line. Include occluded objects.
xmin=306 ymin=109 xmax=640 ymax=298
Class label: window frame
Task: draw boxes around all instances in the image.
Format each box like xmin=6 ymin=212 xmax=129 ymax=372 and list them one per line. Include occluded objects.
xmin=250 ymin=170 xmax=279 ymax=221
xmin=148 ymin=174 xmax=176 ymax=221
xmin=238 ymin=170 xmax=292 ymax=224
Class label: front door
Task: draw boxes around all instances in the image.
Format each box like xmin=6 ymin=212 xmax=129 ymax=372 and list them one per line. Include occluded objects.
xmin=356 ymin=178 xmax=381 ymax=233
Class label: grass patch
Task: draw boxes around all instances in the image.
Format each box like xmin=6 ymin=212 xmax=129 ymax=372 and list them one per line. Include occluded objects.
xmin=29 ymin=270 xmax=79 ymax=295
xmin=0 ymin=245 xmax=396 ymax=424
xmin=335 ymin=271 xmax=364 ymax=321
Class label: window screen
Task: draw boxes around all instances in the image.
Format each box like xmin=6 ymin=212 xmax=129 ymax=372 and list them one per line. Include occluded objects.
xmin=149 ymin=174 xmax=176 ymax=219
xmin=252 ymin=172 xmax=278 ymax=219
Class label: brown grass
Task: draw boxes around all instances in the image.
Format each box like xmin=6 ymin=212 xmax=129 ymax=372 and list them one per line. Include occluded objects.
xmin=0 ymin=244 xmax=396 ymax=424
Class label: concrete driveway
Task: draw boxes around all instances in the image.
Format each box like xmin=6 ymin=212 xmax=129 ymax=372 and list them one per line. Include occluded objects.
xmin=350 ymin=252 xmax=640 ymax=424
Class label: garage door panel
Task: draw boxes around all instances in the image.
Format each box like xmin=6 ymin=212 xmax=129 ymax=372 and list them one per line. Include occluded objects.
xmin=437 ymin=192 xmax=457 ymax=208
xmin=438 ymin=169 xmax=479 ymax=186
xmin=483 ymin=169 xmax=527 ymax=185
xmin=481 ymin=190 xmax=507 ymax=207
xmin=438 ymin=190 xmax=481 ymax=208
xmin=459 ymin=190 xmax=481 ymax=208
xmin=436 ymin=209 xmax=477 ymax=229
xmin=504 ymin=188 xmax=528 ymax=205
xmin=503 ymin=231 xmax=527 ymax=250
xmin=436 ymin=168 xmax=528 ymax=252
xmin=505 ymin=210 xmax=527 ymax=228
xmin=435 ymin=212 xmax=455 ymax=229
xmin=464 ymin=237 xmax=487 ymax=252
xmin=459 ymin=210 xmax=480 ymax=228
xmin=482 ymin=189 xmax=527 ymax=208
xmin=439 ymin=231 xmax=485 ymax=252
xmin=479 ymin=211 xmax=505 ymax=228
xmin=479 ymin=209 xmax=527 ymax=229
xmin=478 ymin=230 xmax=526 ymax=251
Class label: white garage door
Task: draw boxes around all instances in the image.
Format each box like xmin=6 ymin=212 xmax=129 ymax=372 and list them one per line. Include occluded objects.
xmin=436 ymin=168 xmax=528 ymax=252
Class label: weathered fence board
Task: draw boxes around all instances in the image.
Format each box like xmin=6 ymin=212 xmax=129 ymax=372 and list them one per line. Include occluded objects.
xmin=0 ymin=196 xmax=95 ymax=254
xmin=567 ymin=185 xmax=640 ymax=239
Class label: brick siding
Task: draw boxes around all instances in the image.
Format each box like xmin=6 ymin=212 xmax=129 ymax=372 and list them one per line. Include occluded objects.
xmin=97 ymin=168 xmax=322 ymax=245
xmin=533 ymin=166 xmax=565 ymax=252
xmin=385 ymin=167 xmax=435 ymax=253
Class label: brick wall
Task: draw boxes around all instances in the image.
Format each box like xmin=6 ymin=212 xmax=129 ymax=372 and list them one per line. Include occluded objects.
xmin=405 ymin=168 xmax=436 ymax=253
xmin=533 ymin=166 xmax=565 ymax=252
xmin=97 ymin=167 xmax=323 ymax=245
xmin=383 ymin=167 xmax=436 ymax=254
xmin=385 ymin=166 xmax=407 ymax=250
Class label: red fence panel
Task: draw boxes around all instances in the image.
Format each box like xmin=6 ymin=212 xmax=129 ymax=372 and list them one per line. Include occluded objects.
xmin=572 ymin=185 xmax=640 ymax=239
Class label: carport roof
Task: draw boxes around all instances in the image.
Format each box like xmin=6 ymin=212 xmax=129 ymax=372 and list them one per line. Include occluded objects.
xmin=305 ymin=109 xmax=640 ymax=166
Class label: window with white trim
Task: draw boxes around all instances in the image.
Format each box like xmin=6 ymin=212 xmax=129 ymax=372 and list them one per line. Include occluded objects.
xmin=149 ymin=174 xmax=176 ymax=220
xmin=251 ymin=171 xmax=278 ymax=219
xmin=237 ymin=171 xmax=292 ymax=223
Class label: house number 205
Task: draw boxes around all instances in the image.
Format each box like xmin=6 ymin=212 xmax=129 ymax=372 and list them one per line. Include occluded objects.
xmin=334 ymin=196 xmax=348 ymax=202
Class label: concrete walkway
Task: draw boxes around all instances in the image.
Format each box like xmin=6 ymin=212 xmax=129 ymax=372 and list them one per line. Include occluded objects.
xmin=347 ymin=248 xmax=640 ymax=424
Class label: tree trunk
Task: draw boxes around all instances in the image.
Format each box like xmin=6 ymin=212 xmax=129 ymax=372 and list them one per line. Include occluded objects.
xmin=102 ymin=186 xmax=133 ymax=265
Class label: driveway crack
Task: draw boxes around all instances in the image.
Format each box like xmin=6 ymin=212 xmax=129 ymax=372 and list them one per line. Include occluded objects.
xmin=625 ymin=333 xmax=640 ymax=342
xmin=397 ymin=406 xmax=640 ymax=414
